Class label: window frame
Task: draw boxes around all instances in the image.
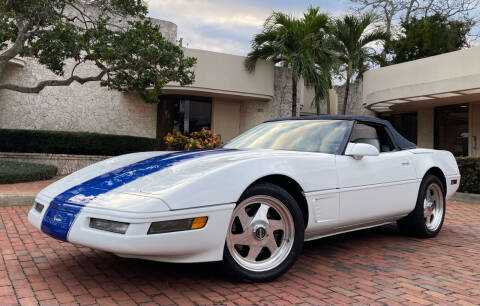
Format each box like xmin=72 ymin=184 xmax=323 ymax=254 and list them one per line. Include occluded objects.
xmin=341 ymin=120 xmax=399 ymax=155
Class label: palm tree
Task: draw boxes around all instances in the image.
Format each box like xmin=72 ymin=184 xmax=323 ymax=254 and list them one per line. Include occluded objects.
xmin=245 ymin=7 xmax=333 ymax=116
xmin=331 ymin=14 xmax=389 ymax=114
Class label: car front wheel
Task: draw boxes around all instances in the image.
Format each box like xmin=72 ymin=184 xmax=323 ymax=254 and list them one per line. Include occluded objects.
xmin=222 ymin=183 xmax=304 ymax=282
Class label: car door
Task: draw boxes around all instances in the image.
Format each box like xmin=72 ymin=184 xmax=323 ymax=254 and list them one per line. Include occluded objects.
xmin=335 ymin=122 xmax=418 ymax=228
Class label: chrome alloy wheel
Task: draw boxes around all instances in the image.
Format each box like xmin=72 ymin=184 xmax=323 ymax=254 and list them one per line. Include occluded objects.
xmin=226 ymin=195 xmax=295 ymax=272
xmin=424 ymin=183 xmax=444 ymax=232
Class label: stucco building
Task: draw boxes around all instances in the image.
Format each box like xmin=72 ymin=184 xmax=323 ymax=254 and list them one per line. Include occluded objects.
xmin=0 ymin=18 xmax=325 ymax=146
xmin=362 ymin=46 xmax=480 ymax=157
xmin=1 ymin=17 xmax=479 ymax=158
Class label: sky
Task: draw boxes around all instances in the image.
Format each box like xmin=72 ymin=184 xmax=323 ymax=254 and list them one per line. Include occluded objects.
xmin=145 ymin=0 xmax=350 ymax=56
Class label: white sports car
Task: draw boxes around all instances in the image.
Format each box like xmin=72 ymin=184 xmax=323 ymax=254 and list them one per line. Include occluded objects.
xmin=29 ymin=116 xmax=460 ymax=282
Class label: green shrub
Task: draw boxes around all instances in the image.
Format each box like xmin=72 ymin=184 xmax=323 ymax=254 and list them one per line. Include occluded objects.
xmin=0 ymin=129 xmax=155 ymax=156
xmin=456 ymin=157 xmax=480 ymax=194
xmin=0 ymin=160 xmax=57 ymax=184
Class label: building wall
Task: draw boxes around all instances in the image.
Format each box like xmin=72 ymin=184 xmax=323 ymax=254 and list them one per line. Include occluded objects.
xmin=211 ymin=99 xmax=241 ymax=142
xmin=363 ymin=46 xmax=480 ymax=107
xmin=0 ymin=19 xmax=177 ymax=139
xmin=0 ymin=63 xmax=158 ymax=138
xmin=174 ymin=48 xmax=274 ymax=100
xmin=417 ymin=109 xmax=434 ymax=148
xmin=300 ymin=85 xmax=338 ymax=115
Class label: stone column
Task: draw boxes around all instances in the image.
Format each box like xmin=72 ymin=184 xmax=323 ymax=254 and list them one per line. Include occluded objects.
xmin=469 ymin=102 xmax=480 ymax=157
xmin=417 ymin=109 xmax=435 ymax=148
xmin=272 ymin=67 xmax=294 ymax=118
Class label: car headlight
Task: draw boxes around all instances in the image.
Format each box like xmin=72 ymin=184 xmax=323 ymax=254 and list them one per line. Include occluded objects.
xmin=89 ymin=218 xmax=129 ymax=234
xmin=148 ymin=216 xmax=208 ymax=235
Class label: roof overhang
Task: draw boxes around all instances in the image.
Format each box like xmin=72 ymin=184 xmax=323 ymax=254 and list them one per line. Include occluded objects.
xmin=363 ymin=46 xmax=480 ymax=112
xmin=161 ymin=85 xmax=272 ymax=102
xmin=368 ymin=87 xmax=480 ymax=113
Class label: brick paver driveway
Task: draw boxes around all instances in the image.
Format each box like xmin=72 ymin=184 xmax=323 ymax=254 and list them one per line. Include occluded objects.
xmin=0 ymin=201 xmax=479 ymax=305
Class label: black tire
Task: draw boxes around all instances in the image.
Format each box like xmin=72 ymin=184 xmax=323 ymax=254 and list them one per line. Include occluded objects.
xmin=221 ymin=182 xmax=304 ymax=282
xmin=397 ymin=174 xmax=446 ymax=238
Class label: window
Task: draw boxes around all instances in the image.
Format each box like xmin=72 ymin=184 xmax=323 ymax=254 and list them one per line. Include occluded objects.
xmin=224 ymin=120 xmax=352 ymax=154
xmin=350 ymin=123 xmax=395 ymax=153
xmin=157 ymin=95 xmax=212 ymax=148
xmin=435 ymin=104 xmax=469 ymax=156
xmin=172 ymin=97 xmax=212 ymax=134
xmin=380 ymin=113 xmax=417 ymax=144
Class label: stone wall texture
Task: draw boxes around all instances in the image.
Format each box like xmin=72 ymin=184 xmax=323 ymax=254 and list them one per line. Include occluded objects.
xmin=0 ymin=152 xmax=109 ymax=175
xmin=239 ymin=67 xmax=299 ymax=132
xmin=0 ymin=19 xmax=177 ymax=139
xmin=337 ymin=80 xmax=376 ymax=117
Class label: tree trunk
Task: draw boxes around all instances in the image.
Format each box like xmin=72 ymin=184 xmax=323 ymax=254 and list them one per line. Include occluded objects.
xmin=326 ymin=91 xmax=331 ymax=115
xmin=291 ymin=76 xmax=297 ymax=117
xmin=0 ymin=21 xmax=29 ymax=77
xmin=316 ymin=103 xmax=320 ymax=115
xmin=343 ymin=74 xmax=351 ymax=115
xmin=405 ymin=0 xmax=416 ymax=23
xmin=343 ymin=61 xmax=353 ymax=115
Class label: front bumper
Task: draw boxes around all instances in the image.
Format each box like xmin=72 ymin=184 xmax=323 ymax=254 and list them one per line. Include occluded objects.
xmin=28 ymin=194 xmax=235 ymax=263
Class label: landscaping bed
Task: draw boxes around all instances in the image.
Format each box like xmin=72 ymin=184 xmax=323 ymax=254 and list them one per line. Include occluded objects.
xmin=0 ymin=160 xmax=57 ymax=184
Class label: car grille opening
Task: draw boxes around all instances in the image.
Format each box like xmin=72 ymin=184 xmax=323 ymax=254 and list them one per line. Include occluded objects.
xmin=34 ymin=202 xmax=44 ymax=213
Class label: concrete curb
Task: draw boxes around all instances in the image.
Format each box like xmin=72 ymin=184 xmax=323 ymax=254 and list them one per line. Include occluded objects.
xmin=0 ymin=194 xmax=35 ymax=207
xmin=451 ymin=192 xmax=480 ymax=204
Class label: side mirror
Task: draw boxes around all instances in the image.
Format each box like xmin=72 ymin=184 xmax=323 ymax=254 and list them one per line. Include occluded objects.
xmin=345 ymin=142 xmax=379 ymax=160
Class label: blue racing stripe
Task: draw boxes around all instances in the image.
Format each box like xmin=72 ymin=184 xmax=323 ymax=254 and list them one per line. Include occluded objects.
xmin=40 ymin=149 xmax=237 ymax=241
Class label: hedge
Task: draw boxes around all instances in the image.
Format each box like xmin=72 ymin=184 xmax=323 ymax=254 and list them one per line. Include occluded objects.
xmin=0 ymin=129 xmax=156 ymax=156
xmin=456 ymin=157 xmax=480 ymax=194
xmin=0 ymin=160 xmax=57 ymax=184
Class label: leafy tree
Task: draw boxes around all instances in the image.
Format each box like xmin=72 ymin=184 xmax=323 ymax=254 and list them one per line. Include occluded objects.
xmin=331 ymin=14 xmax=389 ymax=114
xmin=0 ymin=0 xmax=196 ymax=102
xmin=349 ymin=0 xmax=479 ymax=38
xmin=245 ymin=7 xmax=333 ymax=116
xmin=384 ymin=14 xmax=473 ymax=64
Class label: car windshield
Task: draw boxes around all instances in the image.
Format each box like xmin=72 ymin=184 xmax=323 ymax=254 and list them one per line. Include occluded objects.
xmin=224 ymin=120 xmax=352 ymax=154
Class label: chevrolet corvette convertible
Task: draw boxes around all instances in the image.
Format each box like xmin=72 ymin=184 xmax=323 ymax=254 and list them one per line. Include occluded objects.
xmin=29 ymin=116 xmax=460 ymax=282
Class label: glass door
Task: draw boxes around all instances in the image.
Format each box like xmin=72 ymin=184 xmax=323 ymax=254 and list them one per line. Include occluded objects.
xmin=157 ymin=95 xmax=212 ymax=148
xmin=434 ymin=104 xmax=469 ymax=156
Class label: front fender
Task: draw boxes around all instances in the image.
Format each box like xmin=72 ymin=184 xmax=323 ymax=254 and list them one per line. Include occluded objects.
xmin=140 ymin=153 xmax=337 ymax=210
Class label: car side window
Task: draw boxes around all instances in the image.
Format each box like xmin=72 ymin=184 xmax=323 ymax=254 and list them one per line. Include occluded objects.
xmin=350 ymin=123 xmax=395 ymax=153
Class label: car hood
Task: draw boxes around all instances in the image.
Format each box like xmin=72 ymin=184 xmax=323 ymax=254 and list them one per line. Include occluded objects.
xmin=38 ymin=148 xmax=336 ymax=211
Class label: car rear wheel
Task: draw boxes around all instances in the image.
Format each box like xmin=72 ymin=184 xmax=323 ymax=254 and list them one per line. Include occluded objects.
xmin=222 ymin=183 xmax=304 ymax=282
xmin=397 ymin=174 xmax=446 ymax=238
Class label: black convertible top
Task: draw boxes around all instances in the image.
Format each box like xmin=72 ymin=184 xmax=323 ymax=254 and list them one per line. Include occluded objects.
xmin=265 ymin=115 xmax=417 ymax=150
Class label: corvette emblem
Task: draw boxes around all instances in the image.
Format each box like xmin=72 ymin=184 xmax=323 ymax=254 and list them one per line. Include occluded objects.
xmin=255 ymin=227 xmax=266 ymax=240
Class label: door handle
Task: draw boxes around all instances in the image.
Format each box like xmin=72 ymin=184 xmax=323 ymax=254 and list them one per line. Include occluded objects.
xmin=401 ymin=161 xmax=410 ymax=166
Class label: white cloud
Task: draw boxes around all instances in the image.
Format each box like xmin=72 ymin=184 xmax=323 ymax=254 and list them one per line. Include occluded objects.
xmin=179 ymin=29 xmax=251 ymax=55
xmin=145 ymin=0 xmax=271 ymax=55
xmin=146 ymin=0 xmax=268 ymax=27
xmin=145 ymin=0 xmax=348 ymax=55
